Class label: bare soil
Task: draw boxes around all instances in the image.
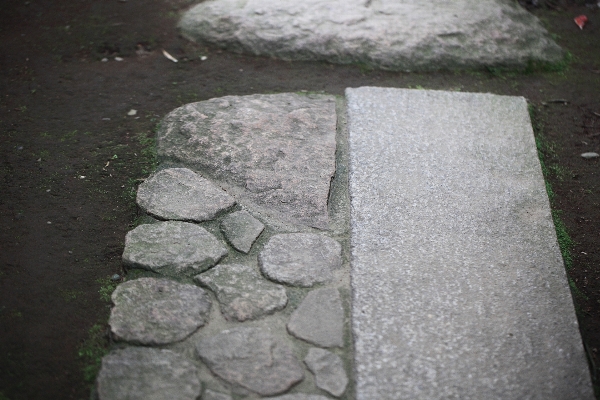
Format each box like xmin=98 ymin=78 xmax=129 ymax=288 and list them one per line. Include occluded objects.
xmin=0 ymin=1 xmax=599 ymax=399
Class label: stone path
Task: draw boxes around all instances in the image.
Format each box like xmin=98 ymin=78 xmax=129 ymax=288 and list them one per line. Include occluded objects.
xmin=347 ymin=87 xmax=593 ymax=399
xmin=95 ymin=90 xmax=593 ymax=399
xmin=178 ymin=0 xmax=563 ymax=71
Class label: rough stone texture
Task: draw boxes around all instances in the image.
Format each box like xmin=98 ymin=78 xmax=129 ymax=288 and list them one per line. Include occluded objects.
xmin=259 ymin=233 xmax=342 ymax=287
xmin=304 ymin=348 xmax=348 ymax=397
xmin=196 ymin=327 xmax=304 ymax=395
xmin=220 ymin=210 xmax=264 ymax=253
xmin=179 ymin=0 xmax=563 ymax=71
xmin=268 ymin=395 xmax=331 ymax=400
xmin=156 ymin=93 xmax=337 ymax=229
xmin=96 ymin=347 xmax=201 ymax=400
xmin=202 ymin=389 xmax=232 ymax=400
xmin=122 ymin=221 xmax=227 ymax=277
xmin=194 ymin=263 xmax=287 ymax=322
xmin=287 ymin=288 xmax=344 ymax=348
xmin=109 ymin=277 xmax=212 ymax=345
xmin=137 ymin=168 xmax=236 ymax=222
xmin=347 ymin=87 xmax=593 ymax=399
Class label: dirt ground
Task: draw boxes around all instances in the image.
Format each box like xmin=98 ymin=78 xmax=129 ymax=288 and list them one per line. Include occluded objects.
xmin=0 ymin=0 xmax=598 ymax=399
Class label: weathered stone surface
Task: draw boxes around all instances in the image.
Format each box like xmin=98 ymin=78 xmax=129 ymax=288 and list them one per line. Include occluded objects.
xmin=259 ymin=233 xmax=341 ymax=287
xmin=268 ymin=395 xmax=331 ymax=400
xmin=137 ymin=168 xmax=236 ymax=222
xmin=347 ymin=87 xmax=593 ymax=399
xmin=194 ymin=263 xmax=287 ymax=322
xmin=179 ymin=0 xmax=563 ymax=71
xmin=122 ymin=221 xmax=227 ymax=277
xmin=156 ymin=93 xmax=337 ymax=229
xmin=109 ymin=277 xmax=212 ymax=345
xmin=304 ymin=348 xmax=348 ymax=397
xmin=220 ymin=210 xmax=264 ymax=253
xmin=203 ymin=389 xmax=232 ymax=400
xmin=196 ymin=327 xmax=304 ymax=395
xmin=97 ymin=347 xmax=201 ymax=400
xmin=287 ymin=288 xmax=344 ymax=347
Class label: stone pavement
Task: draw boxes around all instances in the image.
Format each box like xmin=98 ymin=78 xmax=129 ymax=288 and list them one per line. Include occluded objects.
xmin=95 ymin=90 xmax=593 ymax=399
xmin=179 ymin=0 xmax=563 ymax=71
xmin=347 ymin=87 xmax=593 ymax=399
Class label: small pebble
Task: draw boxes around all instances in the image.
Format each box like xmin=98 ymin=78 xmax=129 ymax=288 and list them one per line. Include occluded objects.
xmin=200 ymin=56 xmax=208 ymax=61
xmin=47 ymin=221 xmax=52 ymax=224
xmin=46 ymin=189 xmax=51 ymax=192
xmin=17 ymin=146 xmax=23 ymax=150
xmin=111 ymin=274 xmax=121 ymax=281
xmin=581 ymin=152 xmax=599 ymax=159
xmin=79 ymin=175 xmax=86 ymax=179
xmin=127 ymin=109 xmax=137 ymax=116
xmin=114 ymin=57 xmax=124 ymax=61
xmin=101 ymin=58 xmax=108 ymax=62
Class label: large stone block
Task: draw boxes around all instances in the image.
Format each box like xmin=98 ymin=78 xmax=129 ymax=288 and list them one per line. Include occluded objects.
xmin=347 ymin=87 xmax=593 ymax=399
xmin=157 ymin=93 xmax=337 ymax=229
xmin=179 ymin=0 xmax=563 ymax=71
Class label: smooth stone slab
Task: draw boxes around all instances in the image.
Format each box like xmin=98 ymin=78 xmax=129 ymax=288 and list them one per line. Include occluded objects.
xmin=97 ymin=347 xmax=201 ymax=400
xmin=220 ymin=210 xmax=264 ymax=253
xmin=203 ymin=389 xmax=232 ymax=400
xmin=259 ymin=233 xmax=342 ymax=287
xmin=304 ymin=348 xmax=348 ymax=397
xmin=287 ymin=288 xmax=344 ymax=348
xmin=122 ymin=221 xmax=227 ymax=277
xmin=179 ymin=0 xmax=563 ymax=71
xmin=137 ymin=168 xmax=236 ymax=222
xmin=196 ymin=327 xmax=304 ymax=396
xmin=347 ymin=87 xmax=593 ymax=399
xmin=194 ymin=263 xmax=287 ymax=322
xmin=157 ymin=93 xmax=337 ymax=229
xmin=109 ymin=277 xmax=212 ymax=345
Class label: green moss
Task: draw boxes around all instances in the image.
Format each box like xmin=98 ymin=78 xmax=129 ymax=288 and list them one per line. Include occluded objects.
xmin=551 ymin=209 xmax=574 ymax=270
xmin=96 ymin=276 xmax=118 ymax=303
xmin=524 ymin=51 xmax=572 ymax=74
xmin=530 ymin=103 xmax=574 ymax=272
xmin=78 ymin=323 xmax=110 ymax=383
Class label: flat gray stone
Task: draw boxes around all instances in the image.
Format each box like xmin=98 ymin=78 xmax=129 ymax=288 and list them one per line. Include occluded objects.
xmin=179 ymin=0 xmax=563 ymax=71
xmin=157 ymin=93 xmax=337 ymax=229
xmin=287 ymin=288 xmax=344 ymax=348
xmin=97 ymin=347 xmax=201 ymax=400
xmin=122 ymin=221 xmax=227 ymax=277
xmin=304 ymin=348 xmax=348 ymax=397
xmin=347 ymin=87 xmax=593 ymax=399
xmin=137 ymin=168 xmax=236 ymax=222
xmin=581 ymin=152 xmax=599 ymax=159
xmin=202 ymin=389 xmax=232 ymax=400
xmin=196 ymin=327 xmax=304 ymax=396
xmin=259 ymin=233 xmax=342 ymax=287
xmin=109 ymin=277 xmax=211 ymax=345
xmin=220 ymin=210 xmax=264 ymax=253
xmin=268 ymin=395 xmax=331 ymax=400
xmin=194 ymin=263 xmax=287 ymax=322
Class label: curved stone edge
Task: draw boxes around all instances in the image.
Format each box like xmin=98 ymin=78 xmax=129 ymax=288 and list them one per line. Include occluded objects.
xmin=178 ymin=0 xmax=564 ymax=71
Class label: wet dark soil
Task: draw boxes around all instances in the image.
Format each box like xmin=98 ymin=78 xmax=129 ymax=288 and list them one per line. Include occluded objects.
xmin=0 ymin=1 xmax=599 ymax=399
